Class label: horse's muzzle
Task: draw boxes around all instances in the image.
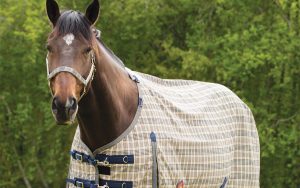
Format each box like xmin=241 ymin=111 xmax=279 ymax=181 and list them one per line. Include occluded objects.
xmin=51 ymin=96 xmax=78 ymax=125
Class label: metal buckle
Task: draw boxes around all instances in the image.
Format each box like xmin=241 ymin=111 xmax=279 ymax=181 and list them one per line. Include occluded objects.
xmin=76 ymin=181 xmax=84 ymax=188
xmin=75 ymin=153 xmax=83 ymax=162
xmin=91 ymin=52 xmax=95 ymax=65
xmin=96 ymin=157 xmax=110 ymax=167
xmin=123 ymin=156 xmax=128 ymax=164
xmin=98 ymin=182 xmax=109 ymax=188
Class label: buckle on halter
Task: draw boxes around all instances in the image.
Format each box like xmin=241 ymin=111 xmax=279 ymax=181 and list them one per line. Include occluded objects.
xmin=75 ymin=153 xmax=83 ymax=162
xmin=76 ymin=181 xmax=84 ymax=188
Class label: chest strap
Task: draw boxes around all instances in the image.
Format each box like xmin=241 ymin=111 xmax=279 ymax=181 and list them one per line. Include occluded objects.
xmin=66 ymin=178 xmax=97 ymax=188
xmin=66 ymin=178 xmax=133 ymax=188
xmin=70 ymin=150 xmax=134 ymax=166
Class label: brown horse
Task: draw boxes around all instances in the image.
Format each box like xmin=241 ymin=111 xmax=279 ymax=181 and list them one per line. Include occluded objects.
xmin=46 ymin=0 xmax=260 ymax=187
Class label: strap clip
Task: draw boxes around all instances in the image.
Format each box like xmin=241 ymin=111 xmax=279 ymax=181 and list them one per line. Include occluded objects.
xmin=96 ymin=158 xmax=110 ymax=167
xmin=75 ymin=181 xmax=84 ymax=188
xmin=75 ymin=153 xmax=83 ymax=162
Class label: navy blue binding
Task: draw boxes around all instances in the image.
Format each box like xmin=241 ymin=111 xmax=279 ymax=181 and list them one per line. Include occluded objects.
xmin=66 ymin=178 xmax=133 ymax=188
xmin=66 ymin=178 xmax=97 ymax=188
xmin=70 ymin=150 xmax=98 ymax=166
xmin=98 ymin=166 xmax=110 ymax=175
xmin=70 ymin=150 xmax=134 ymax=166
xmin=220 ymin=177 xmax=228 ymax=188
xmin=99 ymin=179 xmax=133 ymax=188
xmin=150 ymin=132 xmax=158 ymax=188
xmin=138 ymin=97 xmax=143 ymax=107
xmin=95 ymin=153 xmax=134 ymax=164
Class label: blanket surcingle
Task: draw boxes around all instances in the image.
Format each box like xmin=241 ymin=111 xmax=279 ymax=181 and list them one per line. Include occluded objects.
xmin=67 ymin=69 xmax=260 ymax=188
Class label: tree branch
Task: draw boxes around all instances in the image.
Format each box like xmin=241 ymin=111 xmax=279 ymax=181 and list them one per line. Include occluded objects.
xmin=14 ymin=147 xmax=32 ymax=188
xmin=273 ymin=0 xmax=291 ymax=29
xmin=274 ymin=113 xmax=298 ymax=127
xmin=1 ymin=97 xmax=32 ymax=188
xmin=37 ymin=163 xmax=49 ymax=188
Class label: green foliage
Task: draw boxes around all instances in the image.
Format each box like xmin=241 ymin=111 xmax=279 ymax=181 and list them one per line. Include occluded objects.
xmin=0 ymin=0 xmax=299 ymax=187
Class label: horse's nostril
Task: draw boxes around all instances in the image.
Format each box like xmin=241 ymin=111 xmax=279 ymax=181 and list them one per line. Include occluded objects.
xmin=51 ymin=96 xmax=77 ymax=122
xmin=52 ymin=97 xmax=59 ymax=114
xmin=71 ymin=98 xmax=77 ymax=109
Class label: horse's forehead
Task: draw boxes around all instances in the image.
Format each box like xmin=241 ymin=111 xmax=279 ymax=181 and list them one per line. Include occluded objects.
xmin=63 ymin=33 xmax=75 ymax=46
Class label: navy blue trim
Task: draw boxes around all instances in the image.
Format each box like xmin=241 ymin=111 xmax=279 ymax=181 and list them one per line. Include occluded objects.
xmin=150 ymin=132 xmax=158 ymax=188
xmin=95 ymin=154 xmax=134 ymax=164
xmin=98 ymin=166 xmax=110 ymax=175
xmin=150 ymin=132 xmax=156 ymax=142
xmin=99 ymin=179 xmax=133 ymax=188
xmin=138 ymin=97 xmax=143 ymax=107
xmin=69 ymin=150 xmax=97 ymax=166
xmin=66 ymin=178 xmax=133 ymax=188
xmin=220 ymin=177 xmax=228 ymax=188
xmin=70 ymin=150 xmax=134 ymax=166
xmin=66 ymin=178 xmax=98 ymax=188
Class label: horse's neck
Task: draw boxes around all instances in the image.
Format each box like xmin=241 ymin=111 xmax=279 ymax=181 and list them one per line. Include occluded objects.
xmin=77 ymin=41 xmax=138 ymax=152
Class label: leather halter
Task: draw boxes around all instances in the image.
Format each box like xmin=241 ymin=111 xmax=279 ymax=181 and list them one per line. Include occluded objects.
xmin=46 ymin=51 xmax=96 ymax=100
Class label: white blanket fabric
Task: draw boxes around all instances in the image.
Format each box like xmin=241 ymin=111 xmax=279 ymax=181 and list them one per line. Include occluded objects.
xmin=67 ymin=70 xmax=260 ymax=188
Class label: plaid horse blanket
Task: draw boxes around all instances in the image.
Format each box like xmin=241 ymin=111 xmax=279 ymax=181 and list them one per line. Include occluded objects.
xmin=67 ymin=69 xmax=260 ymax=188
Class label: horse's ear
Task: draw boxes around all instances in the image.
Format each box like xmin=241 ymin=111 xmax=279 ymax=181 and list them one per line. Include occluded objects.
xmin=46 ymin=0 xmax=60 ymax=26
xmin=85 ymin=0 xmax=100 ymax=25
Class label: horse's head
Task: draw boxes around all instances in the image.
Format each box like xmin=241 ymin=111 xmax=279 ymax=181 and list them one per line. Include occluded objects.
xmin=45 ymin=0 xmax=99 ymax=125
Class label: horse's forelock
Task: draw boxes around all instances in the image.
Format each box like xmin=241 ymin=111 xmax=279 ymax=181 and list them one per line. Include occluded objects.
xmin=54 ymin=10 xmax=92 ymax=41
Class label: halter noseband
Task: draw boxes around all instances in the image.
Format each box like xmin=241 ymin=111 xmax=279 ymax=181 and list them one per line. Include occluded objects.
xmin=46 ymin=51 xmax=96 ymax=100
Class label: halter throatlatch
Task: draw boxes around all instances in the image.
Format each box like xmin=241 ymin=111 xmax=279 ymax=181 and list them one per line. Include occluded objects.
xmin=46 ymin=51 xmax=96 ymax=100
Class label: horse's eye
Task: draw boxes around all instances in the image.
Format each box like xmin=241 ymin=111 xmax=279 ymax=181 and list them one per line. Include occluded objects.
xmin=46 ymin=45 xmax=53 ymax=52
xmin=84 ymin=47 xmax=92 ymax=54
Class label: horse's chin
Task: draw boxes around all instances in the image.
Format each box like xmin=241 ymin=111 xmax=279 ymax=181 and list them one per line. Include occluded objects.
xmin=52 ymin=114 xmax=77 ymax=126
xmin=56 ymin=121 xmax=73 ymax=126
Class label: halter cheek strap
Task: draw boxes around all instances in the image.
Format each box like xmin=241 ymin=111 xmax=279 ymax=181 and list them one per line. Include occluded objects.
xmin=46 ymin=52 xmax=96 ymax=100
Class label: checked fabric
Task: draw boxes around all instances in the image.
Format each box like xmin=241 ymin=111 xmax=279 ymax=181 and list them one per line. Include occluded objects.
xmin=67 ymin=69 xmax=260 ymax=188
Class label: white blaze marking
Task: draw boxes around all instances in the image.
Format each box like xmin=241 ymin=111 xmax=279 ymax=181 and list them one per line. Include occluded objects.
xmin=63 ymin=33 xmax=75 ymax=45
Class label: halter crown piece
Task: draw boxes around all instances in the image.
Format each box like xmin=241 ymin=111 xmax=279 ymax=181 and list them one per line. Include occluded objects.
xmin=46 ymin=30 xmax=101 ymax=100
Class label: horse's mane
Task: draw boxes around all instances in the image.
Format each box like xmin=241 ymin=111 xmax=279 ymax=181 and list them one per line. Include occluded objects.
xmin=53 ymin=10 xmax=125 ymax=68
xmin=99 ymin=39 xmax=125 ymax=68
